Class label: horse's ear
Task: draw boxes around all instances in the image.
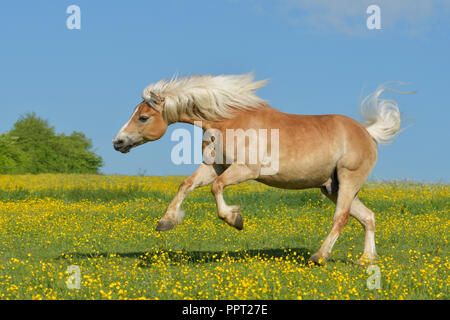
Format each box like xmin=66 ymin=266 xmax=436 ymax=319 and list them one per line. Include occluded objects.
xmin=148 ymin=93 xmax=165 ymax=112
xmin=145 ymin=92 xmax=165 ymax=111
xmin=151 ymin=92 xmax=165 ymax=105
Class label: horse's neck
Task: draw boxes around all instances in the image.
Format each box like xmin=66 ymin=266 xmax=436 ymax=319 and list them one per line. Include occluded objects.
xmin=173 ymin=104 xmax=279 ymax=130
xmin=175 ymin=114 xmax=217 ymax=130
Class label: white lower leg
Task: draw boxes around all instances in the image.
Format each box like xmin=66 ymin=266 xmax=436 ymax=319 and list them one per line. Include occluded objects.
xmin=210 ymin=164 xmax=257 ymax=230
xmin=361 ymin=228 xmax=377 ymax=260
xmin=160 ymin=182 xmax=191 ymax=224
xmin=351 ymin=199 xmax=377 ymax=260
xmin=156 ymin=164 xmax=219 ymax=231
xmin=311 ymin=188 xmax=353 ymax=263
xmin=214 ymin=191 xmax=241 ymax=226
xmin=313 ymin=231 xmax=339 ymax=261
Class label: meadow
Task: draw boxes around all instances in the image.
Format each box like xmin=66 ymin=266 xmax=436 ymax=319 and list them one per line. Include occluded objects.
xmin=0 ymin=174 xmax=448 ymax=300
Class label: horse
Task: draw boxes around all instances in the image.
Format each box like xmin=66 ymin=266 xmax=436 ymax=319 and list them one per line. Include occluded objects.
xmin=113 ymin=73 xmax=409 ymax=265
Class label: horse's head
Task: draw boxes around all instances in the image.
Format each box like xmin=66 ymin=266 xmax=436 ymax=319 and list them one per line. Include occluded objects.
xmin=113 ymin=100 xmax=167 ymax=153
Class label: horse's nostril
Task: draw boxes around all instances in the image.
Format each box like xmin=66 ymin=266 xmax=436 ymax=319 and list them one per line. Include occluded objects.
xmin=113 ymin=138 xmax=126 ymax=151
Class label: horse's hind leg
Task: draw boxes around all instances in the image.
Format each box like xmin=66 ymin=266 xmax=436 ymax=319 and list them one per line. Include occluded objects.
xmin=350 ymin=198 xmax=377 ymax=264
xmin=309 ymin=167 xmax=367 ymax=264
xmin=155 ymin=163 xmax=223 ymax=231
xmin=319 ymin=188 xmax=377 ymax=264
xmin=211 ymin=163 xmax=259 ymax=230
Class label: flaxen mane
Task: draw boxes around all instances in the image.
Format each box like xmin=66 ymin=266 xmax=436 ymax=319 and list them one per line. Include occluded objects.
xmin=142 ymin=73 xmax=268 ymax=123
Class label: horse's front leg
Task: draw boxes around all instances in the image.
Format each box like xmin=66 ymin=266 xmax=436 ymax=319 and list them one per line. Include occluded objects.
xmin=211 ymin=164 xmax=259 ymax=230
xmin=156 ymin=163 xmax=222 ymax=231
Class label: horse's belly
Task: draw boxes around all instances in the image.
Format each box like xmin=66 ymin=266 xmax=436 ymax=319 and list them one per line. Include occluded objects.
xmin=255 ymin=135 xmax=340 ymax=189
xmin=256 ymin=160 xmax=335 ymax=190
xmin=255 ymin=177 xmax=321 ymax=190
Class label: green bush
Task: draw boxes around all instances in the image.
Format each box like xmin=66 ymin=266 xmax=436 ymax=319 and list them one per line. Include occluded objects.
xmin=0 ymin=134 xmax=30 ymax=174
xmin=0 ymin=113 xmax=103 ymax=174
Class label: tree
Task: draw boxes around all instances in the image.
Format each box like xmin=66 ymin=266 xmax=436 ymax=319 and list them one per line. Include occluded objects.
xmin=0 ymin=134 xmax=29 ymax=174
xmin=0 ymin=113 xmax=103 ymax=174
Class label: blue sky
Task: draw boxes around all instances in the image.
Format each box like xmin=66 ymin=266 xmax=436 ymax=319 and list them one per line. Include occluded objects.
xmin=0 ymin=0 xmax=449 ymax=181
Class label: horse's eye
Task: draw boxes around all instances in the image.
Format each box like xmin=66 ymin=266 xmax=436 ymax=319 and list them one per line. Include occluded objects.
xmin=139 ymin=115 xmax=150 ymax=122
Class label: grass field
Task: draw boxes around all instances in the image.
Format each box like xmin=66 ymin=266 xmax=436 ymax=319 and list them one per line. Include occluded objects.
xmin=0 ymin=174 xmax=448 ymax=300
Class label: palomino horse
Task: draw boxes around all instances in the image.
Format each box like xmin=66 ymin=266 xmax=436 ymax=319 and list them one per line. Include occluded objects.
xmin=113 ymin=73 xmax=408 ymax=264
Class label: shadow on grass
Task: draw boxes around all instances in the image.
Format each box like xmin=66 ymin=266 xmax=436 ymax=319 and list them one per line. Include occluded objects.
xmin=58 ymin=247 xmax=323 ymax=266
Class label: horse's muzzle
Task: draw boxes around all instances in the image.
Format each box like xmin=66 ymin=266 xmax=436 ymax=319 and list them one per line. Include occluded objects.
xmin=113 ymin=137 xmax=132 ymax=153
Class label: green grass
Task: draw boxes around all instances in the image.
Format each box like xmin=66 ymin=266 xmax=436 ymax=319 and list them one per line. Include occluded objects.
xmin=0 ymin=175 xmax=448 ymax=299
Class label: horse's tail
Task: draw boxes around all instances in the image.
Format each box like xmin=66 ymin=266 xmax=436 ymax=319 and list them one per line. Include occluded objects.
xmin=360 ymin=83 xmax=414 ymax=145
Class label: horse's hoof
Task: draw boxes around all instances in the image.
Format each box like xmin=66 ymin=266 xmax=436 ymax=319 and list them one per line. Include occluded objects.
xmin=234 ymin=213 xmax=244 ymax=230
xmin=308 ymin=253 xmax=327 ymax=265
xmin=155 ymin=220 xmax=176 ymax=231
